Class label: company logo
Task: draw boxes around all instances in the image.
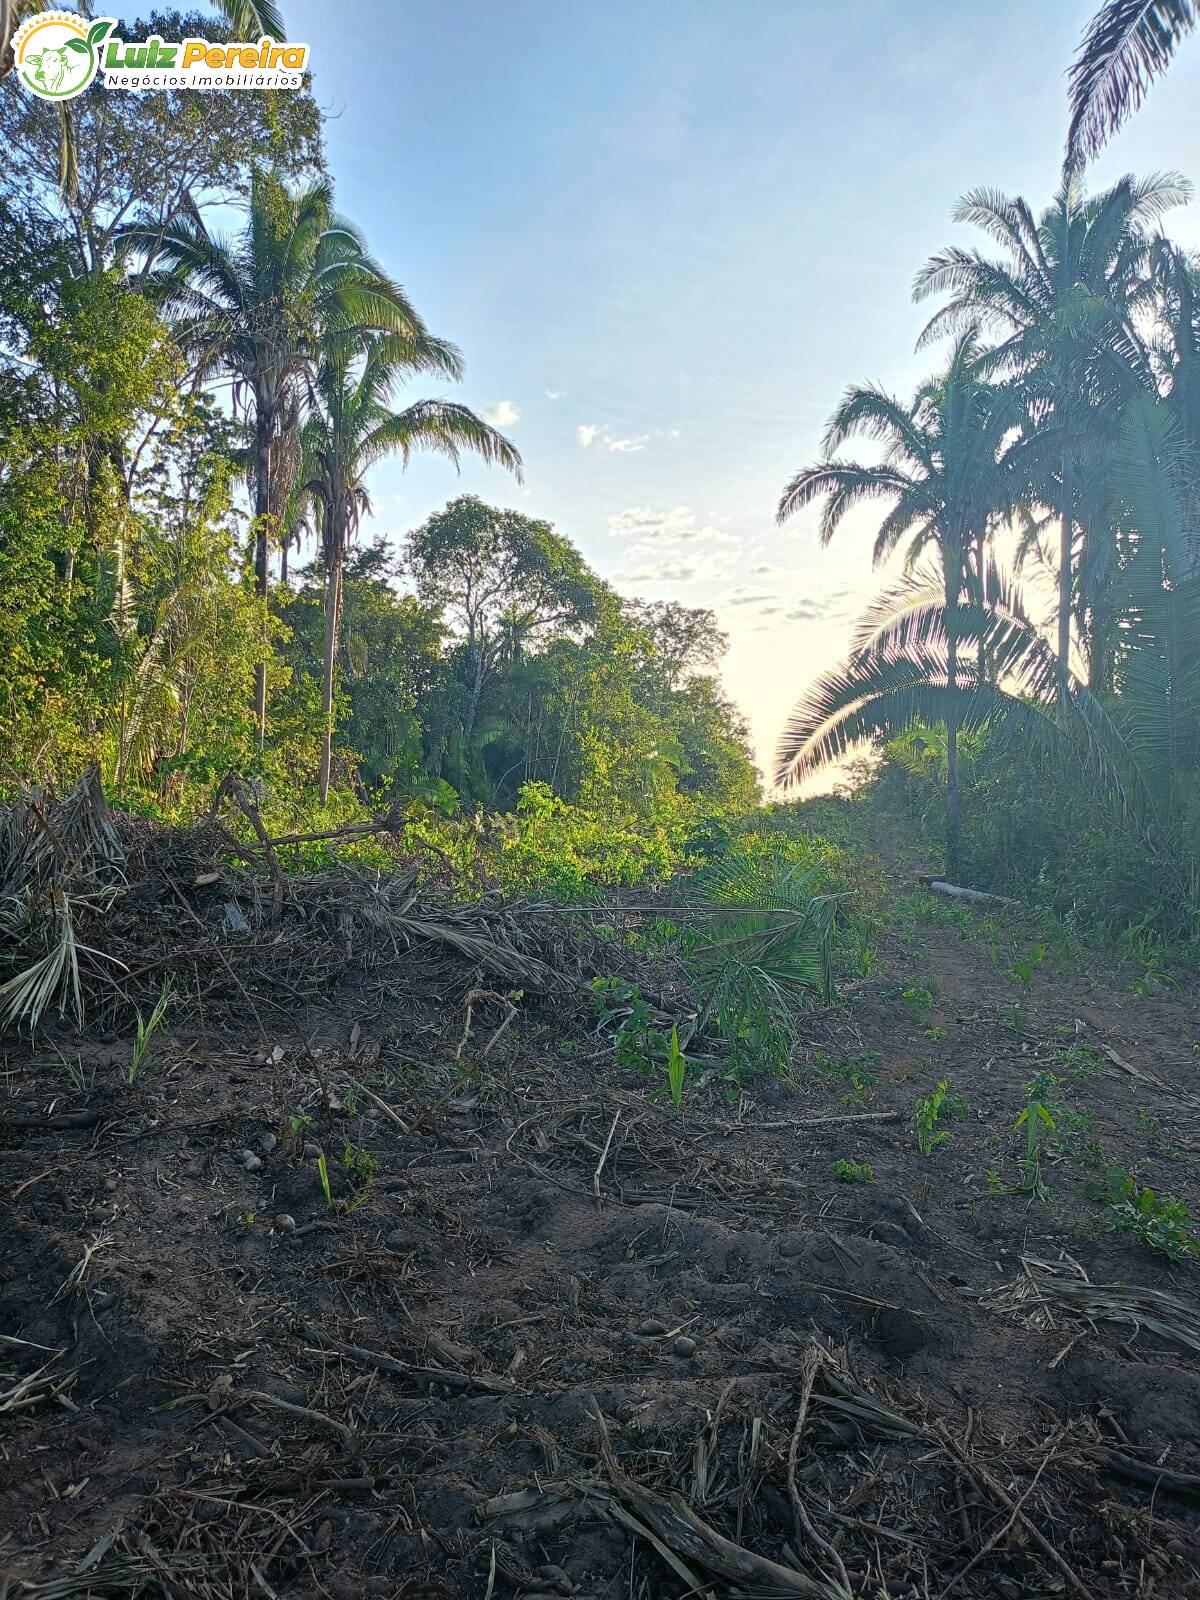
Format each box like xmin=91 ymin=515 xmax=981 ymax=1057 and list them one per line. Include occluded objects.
xmin=12 ymin=11 xmax=310 ymax=96
xmin=12 ymin=12 xmax=112 ymax=100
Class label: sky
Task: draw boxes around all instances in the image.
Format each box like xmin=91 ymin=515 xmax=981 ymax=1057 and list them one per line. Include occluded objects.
xmin=284 ymin=0 xmax=1200 ymax=787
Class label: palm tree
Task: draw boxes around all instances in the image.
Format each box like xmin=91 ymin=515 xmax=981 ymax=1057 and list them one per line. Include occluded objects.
xmin=300 ymin=338 xmax=522 ymax=803
xmin=776 ymin=330 xmax=1022 ymax=874
xmin=777 ymin=391 xmax=1200 ymax=905
xmin=123 ymin=169 xmax=438 ymax=738
xmin=914 ymin=174 xmax=1187 ymax=704
xmin=1067 ymin=0 xmax=1197 ymax=169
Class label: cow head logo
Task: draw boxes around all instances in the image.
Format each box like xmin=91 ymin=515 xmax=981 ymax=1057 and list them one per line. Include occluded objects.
xmin=12 ymin=12 xmax=114 ymax=100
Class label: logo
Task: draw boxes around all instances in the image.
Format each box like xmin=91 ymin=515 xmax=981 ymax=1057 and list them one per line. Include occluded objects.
xmin=11 ymin=11 xmax=310 ymax=96
xmin=12 ymin=11 xmax=113 ymax=100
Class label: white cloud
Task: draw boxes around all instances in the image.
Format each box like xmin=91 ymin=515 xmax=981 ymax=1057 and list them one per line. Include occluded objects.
xmin=577 ymin=423 xmax=649 ymax=454
xmin=608 ymin=504 xmax=731 ymax=545
xmin=482 ymin=399 xmax=521 ymax=427
xmin=545 ymin=388 xmax=566 ymax=400
xmin=610 ymin=503 xmax=739 ymax=586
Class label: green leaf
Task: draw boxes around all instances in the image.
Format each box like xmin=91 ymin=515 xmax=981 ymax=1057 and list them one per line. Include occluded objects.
xmin=65 ymin=38 xmax=89 ymax=53
xmin=87 ymin=19 xmax=114 ymax=43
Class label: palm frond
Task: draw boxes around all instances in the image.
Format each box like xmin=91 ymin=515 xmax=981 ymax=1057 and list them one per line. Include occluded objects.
xmin=1067 ymin=0 xmax=1197 ymax=165
xmin=215 ymin=0 xmax=286 ymax=37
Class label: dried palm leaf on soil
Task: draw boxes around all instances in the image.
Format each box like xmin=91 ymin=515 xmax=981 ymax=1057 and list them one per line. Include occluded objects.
xmin=987 ymin=1254 xmax=1200 ymax=1354
xmin=0 ymin=771 xmax=128 ymax=1030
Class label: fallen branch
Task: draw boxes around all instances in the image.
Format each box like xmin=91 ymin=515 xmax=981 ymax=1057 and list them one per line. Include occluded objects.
xmin=306 ymin=1328 xmax=514 ymax=1395
xmin=587 ymin=1397 xmax=844 ymax=1599
xmin=922 ymin=878 xmax=1019 ymax=907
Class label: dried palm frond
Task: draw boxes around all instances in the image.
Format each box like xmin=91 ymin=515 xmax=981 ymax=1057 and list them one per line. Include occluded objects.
xmin=0 ymin=771 xmax=128 ymax=1033
xmin=988 ymin=1255 xmax=1200 ymax=1354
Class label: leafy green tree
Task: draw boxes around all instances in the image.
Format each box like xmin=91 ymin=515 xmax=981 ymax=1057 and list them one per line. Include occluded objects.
xmin=1 ymin=7 xmax=311 ymax=216
xmin=627 ymin=600 xmax=728 ymax=693
xmin=278 ymin=543 xmax=448 ymax=799
xmin=300 ymin=341 xmax=520 ymax=803
xmin=406 ymin=497 xmax=607 ymax=746
xmin=777 ymin=329 xmax=1022 ymax=873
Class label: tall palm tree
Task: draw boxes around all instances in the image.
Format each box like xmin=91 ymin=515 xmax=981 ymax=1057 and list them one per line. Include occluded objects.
xmin=300 ymin=338 xmax=522 ymax=803
xmin=776 ymin=330 xmax=1021 ymax=874
xmin=123 ymin=169 xmax=438 ymax=738
xmin=776 ymin=392 xmax=1200 ymax=904
xmin=914 ymin=174 xmax=1187 ymax=703
xmin=1067 ymin=0 xmax=1197 ymax=169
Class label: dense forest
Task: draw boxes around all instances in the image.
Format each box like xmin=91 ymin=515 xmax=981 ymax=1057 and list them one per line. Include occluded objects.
xmin=0 ymin=11 xmax=758 ymax=880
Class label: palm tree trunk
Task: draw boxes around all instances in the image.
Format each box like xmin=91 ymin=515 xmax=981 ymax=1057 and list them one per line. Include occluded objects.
xmin=976 ymin=530 xmax=987 ymax=684
xmin=318 ymin=533 xmax=344 ymax=807
xmin=1058 ymin=449 xmax=1074 ymax=708
xmin=946 ymin=615 xmax=960 ymax=881
xmin=253 ymin=433 xmax=271 ymax=744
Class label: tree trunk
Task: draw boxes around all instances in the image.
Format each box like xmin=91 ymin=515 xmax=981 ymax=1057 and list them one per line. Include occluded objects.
xmin=318 ymin=532 xmax=344 ymax=807
xmin=1057 ymin=449 xmax=1074 ymax=708
xmin=464 ymin=645 xmax=486 ymax=744
xmin=253 ymin=433 xmax=271 ymax=745
xmin=946 ymin=620 xmax=960 ymax=882
xmin=976 ymin=530 xmax=988 ymax=684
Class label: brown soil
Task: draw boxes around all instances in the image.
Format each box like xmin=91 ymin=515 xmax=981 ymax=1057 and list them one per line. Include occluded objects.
xmin=3 ymin=828 xmax=1200 ymax=1599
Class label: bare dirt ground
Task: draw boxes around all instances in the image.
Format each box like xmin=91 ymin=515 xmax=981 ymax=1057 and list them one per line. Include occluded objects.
xmin=3 ymin=816 xmax=1200 ymax=1600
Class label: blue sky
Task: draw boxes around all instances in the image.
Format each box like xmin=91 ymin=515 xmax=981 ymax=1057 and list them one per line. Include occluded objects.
xmin=286 ymin=0 xmax=1200 ymax=783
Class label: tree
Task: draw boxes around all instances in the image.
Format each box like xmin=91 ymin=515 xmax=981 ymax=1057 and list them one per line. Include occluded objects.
xmin=124 ymin=169 xmax=439 ymax=737
xmin=627 ymin=600 xmax=728 ymax=694
xmin=300 ymin=340 xmax=521 ymax=803
xmin=777 ymin=330 xmax=1022 ymax=874
xmin=406 ymin=498 xmax=607 ymax=746
xmin=1 ymin=5 xmax=303 ymax=210
xmin=1067 ymin=0 xmax=1197 ymax=169
xmin=278 ymin=542 xmax=447 ymax=798
xmin=914 ymin=174 xmax=1187 ymax=702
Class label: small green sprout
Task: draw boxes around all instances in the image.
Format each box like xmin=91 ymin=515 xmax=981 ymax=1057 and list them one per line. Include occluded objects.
xmin=128 ymin=981 xmax=172 ymax=1084
xmin=833 ymin=1158 xmax=874 ymax=1184
xmin=666 ymin=1025 xmax=687 ymax=1110
xmin=914 ymin=1080 xmax=967 ymax=1156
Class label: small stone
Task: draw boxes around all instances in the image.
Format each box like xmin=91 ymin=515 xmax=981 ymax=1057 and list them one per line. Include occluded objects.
xmin=91 ymin=1205 xmax=113 ymax=1224
xmin=241 ymin=1150 xmax=263 ymax=1173
xmin=637 ymin=1318 xmax=667 ymax=1337
xmin=274 ymin=1213 xmax=296 ymax=1234
xmin=537 ymin=1564 xmax=573 ymax=1595
xmin=104 ymin=1175 xmax=119 ymax=1193
xmin=778 ymin=1236 xmax=806 ymax=1258
xmin=866 ymin=1220 xmax=911 ymax=1251
xmin=259 ymin=1131 xmax=277 ymax=1154
xmin=673 ymin=1335 xmax=697 ymax=1358
xmin=302 ymin=1140 xmax=322 ymax=1160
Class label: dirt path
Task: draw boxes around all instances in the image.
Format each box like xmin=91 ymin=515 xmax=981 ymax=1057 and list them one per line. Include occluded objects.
xmin=3 ymin=852 xmax=1200 ymax=1598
